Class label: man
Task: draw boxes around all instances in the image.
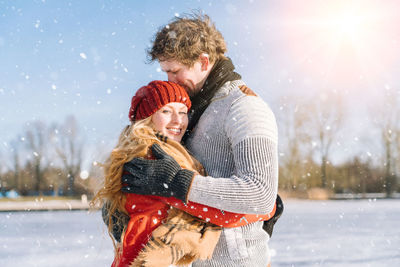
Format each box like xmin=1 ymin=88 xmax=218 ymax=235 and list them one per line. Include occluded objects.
xmin=122 ymin=13 xmax=280 ymax=266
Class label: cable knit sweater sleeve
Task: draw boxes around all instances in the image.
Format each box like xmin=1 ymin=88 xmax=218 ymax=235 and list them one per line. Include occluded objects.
xmin=187 ymin=93 xmax=278 ymax=214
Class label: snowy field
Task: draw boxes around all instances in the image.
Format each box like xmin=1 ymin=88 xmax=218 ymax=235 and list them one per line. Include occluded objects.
xmin=1 ymin=199 xmax=399 ymax=267
xmin=269 ymin=199 xmax=400 ymax=267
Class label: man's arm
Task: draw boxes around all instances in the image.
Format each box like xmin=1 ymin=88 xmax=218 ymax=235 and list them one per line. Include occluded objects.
xmin=187 ymin=95 xmax=278 ymax=214
xmin=155 ymin=195 xmax=276 ymax=227
xmin=121 ymin=96 xmax=278 ymax=214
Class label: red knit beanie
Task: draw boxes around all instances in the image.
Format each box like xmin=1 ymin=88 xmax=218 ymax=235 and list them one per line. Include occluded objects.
xmin=129 ymin=80 xmax=191 ymax=122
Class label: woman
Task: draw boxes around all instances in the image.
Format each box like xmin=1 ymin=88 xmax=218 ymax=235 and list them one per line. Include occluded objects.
xmin=92 ymin=81 xmax=275 ymax=267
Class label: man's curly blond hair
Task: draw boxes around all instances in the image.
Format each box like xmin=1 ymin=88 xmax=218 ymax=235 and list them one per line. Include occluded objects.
xmin=148 ymin=13 xmax=227 ymax=66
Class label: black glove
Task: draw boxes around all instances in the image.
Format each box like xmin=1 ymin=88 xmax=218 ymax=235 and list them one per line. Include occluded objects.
xmin=121 ymin=143 xmax=195 ymax=203
xmin=262 ymin=194 xmax=284 ymax=237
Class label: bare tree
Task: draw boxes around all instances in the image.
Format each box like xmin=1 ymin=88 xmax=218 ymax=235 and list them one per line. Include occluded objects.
xmin=396 ymin=130 xmax=400 ymax=192
xmin=0 ymin=151 xmax=5 ymax=195
xmin=375 ymin=87 xmax=400 ymax=197
xmin=305 ymin=91 xmax=345 ymax=188
xmin=25 ymin=121 xmax=48 ymax=195
xmin=278 ymin=95 xmax=312 ymax=191
xmin=51 ymin=115 xmax=84 ymax=196
xmin=9 ymin=137 xmax=23 ymax=193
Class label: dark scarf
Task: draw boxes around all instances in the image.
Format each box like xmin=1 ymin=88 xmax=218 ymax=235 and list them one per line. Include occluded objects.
xmin=182 ymin=57 xmax=241 ymax=143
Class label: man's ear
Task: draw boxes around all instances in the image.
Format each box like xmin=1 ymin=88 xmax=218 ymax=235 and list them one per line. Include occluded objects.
xmin=199 ymin=53 xmax=210 ymax=71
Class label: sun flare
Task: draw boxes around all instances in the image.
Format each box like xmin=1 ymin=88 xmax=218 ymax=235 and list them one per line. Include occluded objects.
xmin=323 ymin=6 xmax=377 ymax=47
xmin=280 ymin=0 xmax=400 ymax=90
xmin=334 ymin=12 xmax=364 ymax=39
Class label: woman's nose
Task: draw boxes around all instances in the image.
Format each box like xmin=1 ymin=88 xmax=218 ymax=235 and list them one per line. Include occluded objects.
xmin=171 ymin=112 xmax=182 ymax=124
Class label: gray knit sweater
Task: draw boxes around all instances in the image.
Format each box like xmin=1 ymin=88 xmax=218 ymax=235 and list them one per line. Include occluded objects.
xmin=186 ymin=80 xmax=279 ymax=267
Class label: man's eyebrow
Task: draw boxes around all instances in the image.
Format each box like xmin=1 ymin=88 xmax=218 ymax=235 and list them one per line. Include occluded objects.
xmin=161 ymin=68 xmax=179 ymax=72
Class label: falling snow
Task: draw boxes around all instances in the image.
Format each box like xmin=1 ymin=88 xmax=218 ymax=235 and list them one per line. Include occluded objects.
xmin=1 ymin=1 xmax=400 ymax=266
xmin=79 ymin=170 xmax=89 ymax=179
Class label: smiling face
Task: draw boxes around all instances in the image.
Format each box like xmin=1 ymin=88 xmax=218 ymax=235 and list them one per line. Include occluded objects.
xmin=151 ymin=102 xmax=189 ymax=142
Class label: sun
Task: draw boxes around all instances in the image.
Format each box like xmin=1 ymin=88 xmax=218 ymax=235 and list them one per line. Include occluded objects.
xmin=334 ymin=12 xmax=364 ymax=40
xmin=323 ymin=5 xmax=376 ymax=47
xmin=278 ymin=0 xmax=400 ymax=91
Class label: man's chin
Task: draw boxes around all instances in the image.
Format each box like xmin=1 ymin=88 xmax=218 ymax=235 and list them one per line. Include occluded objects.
xmin=185 ymin=87 xmax=200 ymax=98
xmin=183 ymin=87 xmax=195 ymax=97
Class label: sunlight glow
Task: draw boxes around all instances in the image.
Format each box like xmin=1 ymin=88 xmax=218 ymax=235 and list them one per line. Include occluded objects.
xmin=279 ymin=0 xmax=399 ymax=91
xmin=324 ymin=7 xmax=375 ymax=46
xmin=335 ymin=12 xmax=364 ymax=39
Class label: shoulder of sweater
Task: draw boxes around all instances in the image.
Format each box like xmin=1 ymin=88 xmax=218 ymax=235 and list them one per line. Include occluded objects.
xmin=209 ymin=79 xmax=276 ymax=125
xmin=211 ymin=79 xmax=246 ymax=101
xmin=224 ymin=88 xmax=278 ymax=145
xmin=230 ymin=91 xmax=273 ymax=115
xmin=211 ymin=80 xmax=269 ymax=107
xmin=217 ymin=81 xmax=273 ymax=115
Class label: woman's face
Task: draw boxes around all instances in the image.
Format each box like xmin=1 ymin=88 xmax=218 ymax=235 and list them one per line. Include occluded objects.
xmin=151 ymin=102 xmax=189 ymax=142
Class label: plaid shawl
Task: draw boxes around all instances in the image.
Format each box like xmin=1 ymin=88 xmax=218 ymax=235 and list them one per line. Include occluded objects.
xmin=130 ymin=208 xmax=221 ymax=267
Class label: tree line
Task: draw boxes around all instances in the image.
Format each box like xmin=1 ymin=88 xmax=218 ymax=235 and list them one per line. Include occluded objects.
xmin=0 ymin=88 xmax=399 ymax=198
xmin=0 ymin=115 xmax=99 ymax=198
xmin=277 ymin=88 xmax=400 ymax=198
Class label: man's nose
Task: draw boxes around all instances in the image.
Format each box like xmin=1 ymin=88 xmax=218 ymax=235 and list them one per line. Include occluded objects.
xmin=167 ymin=73 xmax=176 ymax=83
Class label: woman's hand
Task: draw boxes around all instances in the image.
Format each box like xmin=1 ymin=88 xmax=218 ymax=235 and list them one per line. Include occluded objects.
xmin=121 ymin=143 xmax=195 ymax=203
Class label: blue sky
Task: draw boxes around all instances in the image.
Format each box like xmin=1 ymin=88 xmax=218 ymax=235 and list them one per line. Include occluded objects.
xmin=0 ymin=1 xmax=285 ymax=143
xmin=1 ymin=0 xmax=399 ymax=168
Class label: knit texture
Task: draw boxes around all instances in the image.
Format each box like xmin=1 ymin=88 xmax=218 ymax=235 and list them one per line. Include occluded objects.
xmin=183 ymin=57 xmax=241 ymax=143
xmin=122 ymin=143 xmax=195 ymax=203
xmin=186 ymin=80 xmax=278 ymax=267
xmin=129 ymin=80 xmax=191 ymax=122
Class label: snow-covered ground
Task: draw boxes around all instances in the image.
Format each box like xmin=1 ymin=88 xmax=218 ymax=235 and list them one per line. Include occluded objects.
xmin=0 ymin=210 xmax=113 ymax=266
xmin=269 ymin=199 xmax=400 ymax=267
xmin=1 ymin=199 xmax=399 ymax=267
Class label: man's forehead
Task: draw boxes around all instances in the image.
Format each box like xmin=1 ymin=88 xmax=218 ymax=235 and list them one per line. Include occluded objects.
xmin=160 ymin=60 xmax=182 ymax=71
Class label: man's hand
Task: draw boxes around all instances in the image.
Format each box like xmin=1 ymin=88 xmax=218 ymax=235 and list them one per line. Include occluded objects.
xmin=121 ymin=143 xmax=195 ymax=203
xmin=262 ymin=194 xmax=284 ymax=237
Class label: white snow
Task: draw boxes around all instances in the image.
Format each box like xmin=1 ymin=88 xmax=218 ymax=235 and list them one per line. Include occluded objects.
xmin=0 ymin=211 xmax=113 ymax=267
xmin=79 ymin=170 xmax=89 ymax=179
xmin=0 ymin=200 xmax=399 ymax=266
xmin=269 ymin=199 xmax=400 ymax=266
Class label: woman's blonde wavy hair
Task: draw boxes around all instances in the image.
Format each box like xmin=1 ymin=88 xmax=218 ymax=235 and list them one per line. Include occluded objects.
xmin=91 ymin=116 xmax=203 ymax=250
